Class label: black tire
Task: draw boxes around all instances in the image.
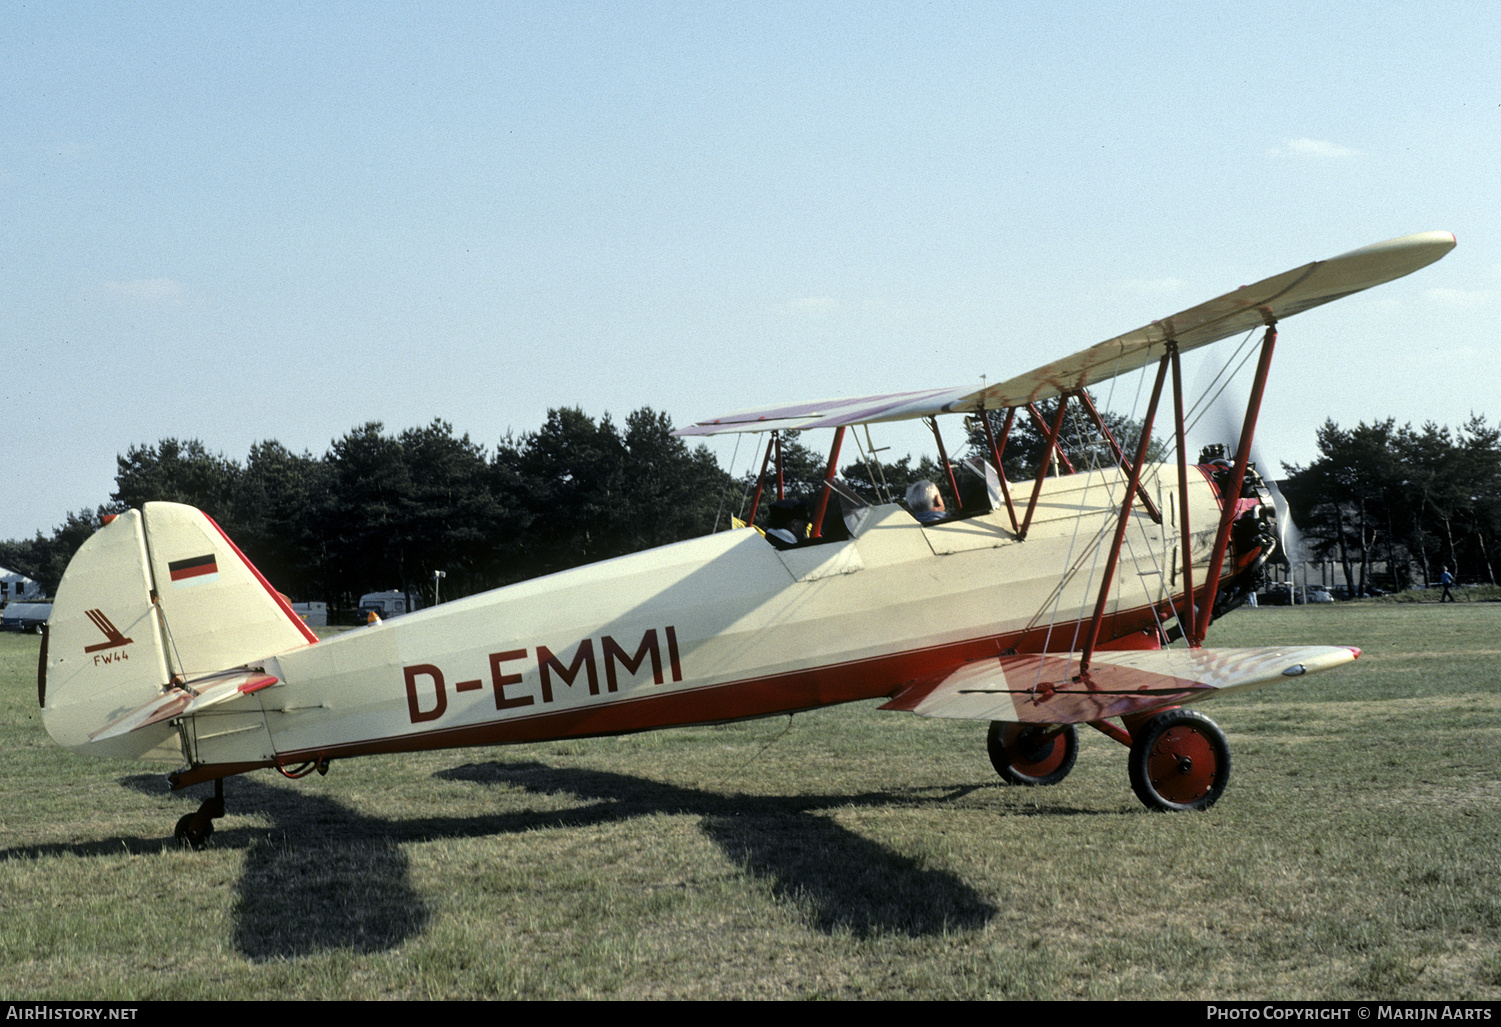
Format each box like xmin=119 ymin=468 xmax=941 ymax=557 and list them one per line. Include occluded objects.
xmin=174 ymin=811 xmax=214 ymax=850
xmin=987 ymin=721 xmax=1078 ymax=786
xmin=1128 ymin=709 xmax=1230 ymax=812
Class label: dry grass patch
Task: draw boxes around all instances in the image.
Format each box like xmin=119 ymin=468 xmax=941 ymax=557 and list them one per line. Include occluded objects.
xmin=3 ymin=605 xmax=1500 ymax=999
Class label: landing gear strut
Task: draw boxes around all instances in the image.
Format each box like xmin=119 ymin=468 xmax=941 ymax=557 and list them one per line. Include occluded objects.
xmin=174 ymin=778 xmax=225 ymax=849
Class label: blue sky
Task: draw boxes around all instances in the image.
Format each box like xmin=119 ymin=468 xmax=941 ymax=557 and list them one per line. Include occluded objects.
xmin=4 ymin=2 xmax=1497 ymax=541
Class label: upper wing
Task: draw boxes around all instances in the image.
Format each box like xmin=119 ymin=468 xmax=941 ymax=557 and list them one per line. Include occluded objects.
xmin=671 ymin=386 xmax=975 ymax=437
xmin=880 ymin=645 xmax=1360 ymax=725
xmin=673 ymin=231 xmax=1455 ymax=437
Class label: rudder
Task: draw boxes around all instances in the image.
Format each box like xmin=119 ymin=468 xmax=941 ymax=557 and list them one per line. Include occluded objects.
xmin=139 ymin=502 xmax=317 ymax=676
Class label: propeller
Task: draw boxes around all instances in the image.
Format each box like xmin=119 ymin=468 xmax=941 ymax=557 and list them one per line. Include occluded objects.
xmin=1259 ymin=470 xmax=1309 ymax=593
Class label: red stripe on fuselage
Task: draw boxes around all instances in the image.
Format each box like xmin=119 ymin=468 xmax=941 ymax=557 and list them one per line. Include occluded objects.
xmin=189 ymin=605 xmax=1171 ymax=781
xmin=168 ymin=588 xmax=1192 ymax=790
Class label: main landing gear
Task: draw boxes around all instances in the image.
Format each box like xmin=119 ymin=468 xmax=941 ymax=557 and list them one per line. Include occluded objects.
xmin=174 ymin=778 xmax=225 ymax=849
xmin=987 ymin=722 xmax=1078 ymax=786
xmin=985 ymin=708 xmax=1231 ymax=811
xmin=1126 ymin=709 xmax=1230 ymax=812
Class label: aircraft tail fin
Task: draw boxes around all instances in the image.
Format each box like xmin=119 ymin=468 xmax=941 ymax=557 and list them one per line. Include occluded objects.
xmin=42 ymin=503 xmax=316 ymax=760
xmin=137 ymin=502 xmax=318 ymax=673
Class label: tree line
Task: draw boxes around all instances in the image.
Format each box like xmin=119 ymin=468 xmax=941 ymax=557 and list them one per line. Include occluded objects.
xmin=1 ymin=408 xmax=974 ymax=615
xmin=1280 ymin=417 xmax=1501 ymax=591
xmin=5 ymin=405 xmax=1497 ymax=613
xmin=2 ymin=409 xmax=735 ymax=616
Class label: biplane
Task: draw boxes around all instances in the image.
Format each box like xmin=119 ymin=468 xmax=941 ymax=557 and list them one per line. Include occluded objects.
xmin=40 ymin=231 xmax=1455 ymax=846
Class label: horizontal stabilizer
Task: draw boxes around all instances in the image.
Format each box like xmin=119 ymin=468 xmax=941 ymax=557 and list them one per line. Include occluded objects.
xmin=88 ymin=671 xmax=279 ymax=743
xmin=881 ymin=646 xmax=1359 ymax=724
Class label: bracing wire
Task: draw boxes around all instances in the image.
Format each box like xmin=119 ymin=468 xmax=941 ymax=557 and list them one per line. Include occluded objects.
xmin=1106 ymin=362 xmax=1177 ymax=650
xmin=851 ymin=427 xmax=888 ymax=505
xmin=864 ymin=424 xmax=894 ymax=504
xmin=712 ymin=433 xmax=744 ymax=533
xmin=1183 ymin=328 xmax=1259 ymax=439
xmin=1066 ymin=361 xmax=1138 ymax=656
xmin=1032 ymin=350 xmax=1130 ymax=685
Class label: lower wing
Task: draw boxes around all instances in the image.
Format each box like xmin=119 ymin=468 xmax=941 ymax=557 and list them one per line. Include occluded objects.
xmin=882 ymin=646 xmax=1359 ymax=724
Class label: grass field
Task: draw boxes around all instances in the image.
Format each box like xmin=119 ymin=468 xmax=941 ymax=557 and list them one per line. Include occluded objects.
xmin=2 ymin=604 xmax=1499 ymax=999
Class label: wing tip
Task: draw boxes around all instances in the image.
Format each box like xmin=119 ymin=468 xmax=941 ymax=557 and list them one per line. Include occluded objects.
xmin=1332 ymin=230 xmax=1456 ymax=269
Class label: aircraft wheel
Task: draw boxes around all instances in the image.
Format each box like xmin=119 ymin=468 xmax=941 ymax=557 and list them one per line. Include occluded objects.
xmin=174 ymin=811 xmax=214 ymax=850
xmin=987 ymin=721 xmax=1077 ymax=786
xmin=1128 ymin=709 xmax=1230 ymax=812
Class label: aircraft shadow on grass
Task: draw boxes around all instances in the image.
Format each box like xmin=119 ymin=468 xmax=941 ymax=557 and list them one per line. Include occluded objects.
xmin=128 ymin=774 xmax=430 ymax=960
xmin=0 ymin=775 xmax=430 ymax=961
xmin=435 ymin=760 xmax=1001 ymax=938
xmin=0 ymin=763 xmax=1039 ymax=956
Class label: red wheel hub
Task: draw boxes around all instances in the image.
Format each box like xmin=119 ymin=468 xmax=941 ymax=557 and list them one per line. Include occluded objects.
xmin=1006 ymin=725 xmax=1067 ymax=776
xmin=1145 ymin=725 xmax=1218 ymax=804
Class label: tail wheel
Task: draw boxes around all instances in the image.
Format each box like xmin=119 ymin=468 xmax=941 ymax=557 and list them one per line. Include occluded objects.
xmin=987 ymin=721 xmax=1078 ymax=786
xmin=1128 ymin=709 xmax=1231 ymax=811
xmin=174 ymin=811 xmax=214 ymax=850
xmin=173 ymin=784 xmax=225 ymax=850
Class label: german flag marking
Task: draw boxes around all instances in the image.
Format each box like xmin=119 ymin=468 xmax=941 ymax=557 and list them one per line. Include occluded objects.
xmin=168 ymin=554 xmax=219 ymax=586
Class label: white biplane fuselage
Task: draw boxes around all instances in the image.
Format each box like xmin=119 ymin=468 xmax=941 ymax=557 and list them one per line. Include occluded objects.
xmin=38 ymin=230 xmax=1456 ymax=840
xmin=45 ymin=463 xmax=1232 ymax=777
xmin=208 ymin=464 xmax=1230 ymax=770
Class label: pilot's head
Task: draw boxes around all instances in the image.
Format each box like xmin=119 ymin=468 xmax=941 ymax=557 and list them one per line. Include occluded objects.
xmin=905 ymin=480 xmax=944 ymax=513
